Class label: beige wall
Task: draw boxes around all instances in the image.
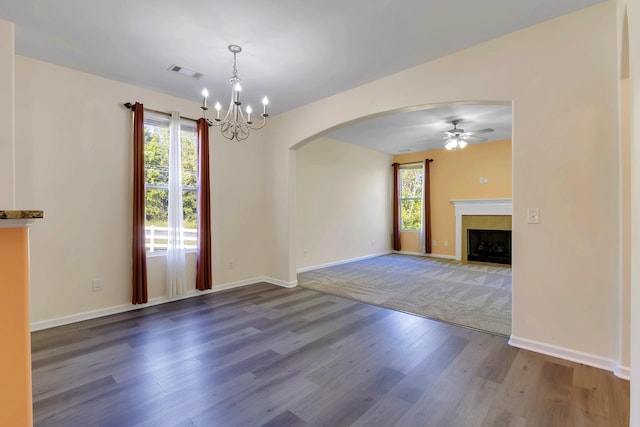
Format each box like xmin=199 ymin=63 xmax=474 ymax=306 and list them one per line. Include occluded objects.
xmin=14 ymin=56 xmax=266 ymax=323
xmin=618 ymin=0 xmax=639 ymax=422
xmin=263 ymin=136 xmax=296 ymax=285
xmin=0 ymin=19 xmax=15 ymax=208
xmin=621 ymin=77 xmax=631 ymax=372
xmin=393 ymin=139 xmax=512 ymax=255
xmin=296 ymin=137 xmax=391 ymax=270
xmin=264 ymin=2 xmax=621 ymax=368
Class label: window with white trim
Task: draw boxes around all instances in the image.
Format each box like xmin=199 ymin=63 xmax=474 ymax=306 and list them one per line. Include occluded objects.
xmin=400 ymin=165 xmax=423 ymax=231
xmin=143 ymin=112 xmax=198 ymax=252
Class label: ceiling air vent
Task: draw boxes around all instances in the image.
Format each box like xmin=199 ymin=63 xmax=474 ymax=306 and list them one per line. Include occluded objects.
xmin=168 ymin=64 xmax=204 ymax=79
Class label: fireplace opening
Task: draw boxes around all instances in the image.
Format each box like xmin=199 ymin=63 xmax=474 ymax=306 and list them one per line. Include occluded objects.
xmin=467 ymin=229 xmax=512 ymax=265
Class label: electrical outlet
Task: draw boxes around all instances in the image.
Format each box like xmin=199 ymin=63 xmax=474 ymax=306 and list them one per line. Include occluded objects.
xmin=370 ymin=240 xmax=374 ymax=247
xmin=479 ymin=177 xmax=488 ymax=184
xmin=432 ymin=239 xmax=437 ymax=246
xmin=92 ymin=278 xmax=102 ymax=292
xmin=303 ymin=250 xmax=308 ymax=258
xmin=444 ymin=241 xmax=448 ymax=247
xmin=228 ymin=260 xmax=235 ymax=270
xmin=527 ymin=208 xmax=540 ymax=224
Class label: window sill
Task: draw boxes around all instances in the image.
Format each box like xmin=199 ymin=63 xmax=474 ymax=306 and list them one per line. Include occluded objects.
xmin=146 ymin=249 xmax=198 ymax=258
xmin=401 ymin=230 xmax=422 ymax=233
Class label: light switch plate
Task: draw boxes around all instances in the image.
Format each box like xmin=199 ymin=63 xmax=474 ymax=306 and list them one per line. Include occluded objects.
xmin=527 ymin=208 xmax=540 ymax=224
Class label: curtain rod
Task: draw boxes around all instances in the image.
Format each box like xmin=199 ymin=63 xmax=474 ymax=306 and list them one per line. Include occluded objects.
xmin=392 ymin=159 xmax=434 ymax=166
xmin=123 ymin=102 xmax=209 ymax=125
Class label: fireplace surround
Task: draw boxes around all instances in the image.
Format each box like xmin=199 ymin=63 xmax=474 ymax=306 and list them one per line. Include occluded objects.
xmin=451 ymin=198 xmax=512 ymax=262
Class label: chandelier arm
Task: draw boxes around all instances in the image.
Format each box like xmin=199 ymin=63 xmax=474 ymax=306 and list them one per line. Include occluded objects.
xmin=236 ymin=126 xmax=250 ymax=141
xmin=236 ymin=104 xmax=247 ymax=123
xmin=221 ymin=120 xmax=249 ymax=141
xmin=247 ymin=116 xmax=267 ymax=130
xmin=224 ymin=88 xmax=237 ymax=123
xmin=235 ymin=105 xmax=242 ymax=123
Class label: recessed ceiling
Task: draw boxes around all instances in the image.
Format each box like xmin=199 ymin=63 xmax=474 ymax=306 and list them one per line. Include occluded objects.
xmin=326 ymin=104 xmax=513 ymax=155
xmin=0 ymin=0 xmax=605 ymax=116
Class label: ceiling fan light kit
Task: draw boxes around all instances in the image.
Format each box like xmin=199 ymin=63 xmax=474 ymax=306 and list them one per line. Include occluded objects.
xmin=200 ymin=45 xmax=269 ymax=141
xmin=442 ymin=119 xmax=493 ymax=151
xmin=445 ymin=138 xmax=467 ymax=150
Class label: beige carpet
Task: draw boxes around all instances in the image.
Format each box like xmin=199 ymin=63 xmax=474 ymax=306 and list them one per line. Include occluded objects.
xmin=297 ymin=253 xmax=512 ymax=336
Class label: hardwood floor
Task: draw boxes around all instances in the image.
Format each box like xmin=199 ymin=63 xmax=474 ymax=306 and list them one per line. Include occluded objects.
xmin=31 ymin=283 xmax=629 ymax=427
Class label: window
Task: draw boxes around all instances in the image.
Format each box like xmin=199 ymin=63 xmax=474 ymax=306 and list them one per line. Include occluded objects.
xmin=144 ymin=112 xmax=198 ymax=252
xmin=400 ymin=165 xmax=423 ymax=231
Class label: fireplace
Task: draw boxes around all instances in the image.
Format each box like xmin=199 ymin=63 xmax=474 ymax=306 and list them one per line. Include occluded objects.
xmin=467 ymin=229 xmax=512 ymax=265
xmin=451 ymin=199 xmax=512 ymax=261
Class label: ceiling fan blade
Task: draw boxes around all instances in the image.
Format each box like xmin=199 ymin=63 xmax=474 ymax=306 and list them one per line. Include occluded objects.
xmin=462 ymin=136 xmax=487 ymax=142
xmin=466 ymin=128 xmax=494 ymax=134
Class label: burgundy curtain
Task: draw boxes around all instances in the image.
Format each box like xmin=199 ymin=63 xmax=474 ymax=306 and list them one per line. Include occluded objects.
xmin=424 ymin=159 xmax=433 ymax=254
xmin=392 ymin=163 xmax=401 ymax=251
xmin=132 ymin=102 xmax=148 ymax=304
xmin=196 ymin=118 xmax=213 ymax=290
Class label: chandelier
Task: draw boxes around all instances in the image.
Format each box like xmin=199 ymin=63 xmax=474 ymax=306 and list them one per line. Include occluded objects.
xmin=200 ymin=45 xmax=269 ymax=141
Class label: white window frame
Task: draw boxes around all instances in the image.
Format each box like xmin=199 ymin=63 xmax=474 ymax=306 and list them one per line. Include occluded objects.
xmin=143 ymin=111 xmax=199 ymax=255
xmin=399 ymin=164 xmax=423 ymax=232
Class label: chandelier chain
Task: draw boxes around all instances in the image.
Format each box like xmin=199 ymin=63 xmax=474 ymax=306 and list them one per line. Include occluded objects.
xmin=231 ymin=51 xmax=238 ymax=81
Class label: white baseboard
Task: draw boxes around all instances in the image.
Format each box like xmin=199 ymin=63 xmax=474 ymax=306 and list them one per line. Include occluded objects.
xmin=30 ymin=276 xmax=297 ymax=332
xmin=296 ymin=251 xmax=391 ymax=273
xmin=263 ymin=277 xmax=298 ymax=288
xmin=393 ymin=250 xmax=456 ymax=260
xmin=615 ymin=364 xmax=631 ymax=380
xmin=509 ymin=335 xmax=630 ymax=379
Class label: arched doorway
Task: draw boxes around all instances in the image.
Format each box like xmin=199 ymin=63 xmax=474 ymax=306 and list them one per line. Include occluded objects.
xmin=292 ymin=101 xmax=514 ymax=335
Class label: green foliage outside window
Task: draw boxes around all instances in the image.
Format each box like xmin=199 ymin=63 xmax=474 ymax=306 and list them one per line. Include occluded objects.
xmin=144 ymin=123 xmax=198 ymax=230
xmin=180 ymin=131 xmax=198 ymax=229
xmin=401 ymin=199 xmax=423 ymax=230
xmin=400 ymin=168 xmax=423 ymax=230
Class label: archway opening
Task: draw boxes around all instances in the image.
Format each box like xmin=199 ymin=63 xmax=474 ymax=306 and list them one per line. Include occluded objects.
xmin=292 ymin=101 xmax=514 ymax=336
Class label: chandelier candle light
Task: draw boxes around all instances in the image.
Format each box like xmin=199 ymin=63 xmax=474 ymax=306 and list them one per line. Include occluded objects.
xmin=200 ymin=45 xmax=269 ymax=141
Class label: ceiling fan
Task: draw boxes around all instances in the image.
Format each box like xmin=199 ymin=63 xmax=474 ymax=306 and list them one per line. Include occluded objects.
xmin=442 ymin=119 xmax=494 ymax=150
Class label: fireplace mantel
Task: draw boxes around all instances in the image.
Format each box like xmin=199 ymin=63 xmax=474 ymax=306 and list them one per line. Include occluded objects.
xmin=450 ymin=199 xmax=512 ymax=261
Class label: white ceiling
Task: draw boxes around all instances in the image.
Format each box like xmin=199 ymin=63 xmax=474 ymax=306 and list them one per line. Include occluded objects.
xmin=0 ymin=0 xmax=602 ymax=152
xmin=326 ymin=103 xmax=513 ymax=154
